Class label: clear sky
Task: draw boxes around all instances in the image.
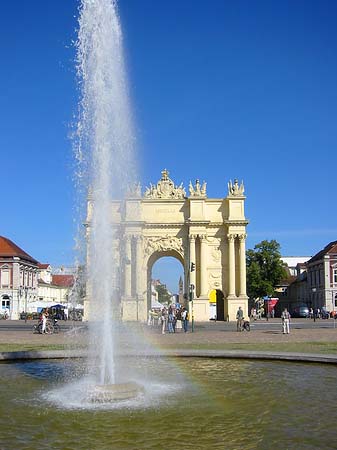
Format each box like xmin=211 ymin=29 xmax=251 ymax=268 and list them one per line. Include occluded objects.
xmin=1 ymin=0 xmax=337 ymax=293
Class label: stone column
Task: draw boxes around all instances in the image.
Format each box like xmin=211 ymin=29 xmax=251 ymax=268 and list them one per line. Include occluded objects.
xmin=228 ymin=233 xmax=236 ymax=297
xmin=124 ymin=235 xmax=132 ymax=297
xmin=239 ymin=234 xmax=247 ymax=297
xmin=189 ymin=235 xmax=196 ymax=289
xmin=135 ymin=235 xmax=143 ymax=296
xmin=200 ymin=234 xmax=208 ymax=297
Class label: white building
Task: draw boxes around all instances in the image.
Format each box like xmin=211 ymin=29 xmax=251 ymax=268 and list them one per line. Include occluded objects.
xmin=0 ymin=236 xmax=74 ymax=318
xmin=281 ymin=256 xmax=311 ymax=276
xmin=0 ymin=236 xmax=39 ymax=318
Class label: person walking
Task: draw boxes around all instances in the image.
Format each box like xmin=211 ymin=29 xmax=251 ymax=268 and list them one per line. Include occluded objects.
xmin=175 ymin=308 xmax=183 ymax=332
xmin=236 ymin=306 xmax=244 ymax=332
xmin=167 ymin=306 xmax=175 ymax=333
xmin=161 ymin=307 xmax=167 ymax=335
xmin=181 ymin=307 xmax=189 ymax=333
xmin=281 ymin=308 xmax=291 ymax=334
xmin=41 ymin=309 xmax=48 ymax=334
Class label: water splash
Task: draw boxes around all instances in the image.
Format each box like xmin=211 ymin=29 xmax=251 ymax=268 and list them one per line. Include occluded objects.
xmin=75 ymin=0 xmax=136 ymax=385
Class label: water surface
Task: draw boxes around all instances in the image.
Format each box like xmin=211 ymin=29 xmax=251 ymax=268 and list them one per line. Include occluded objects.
xmin=0 ymin=358 xmax=336 ymax=449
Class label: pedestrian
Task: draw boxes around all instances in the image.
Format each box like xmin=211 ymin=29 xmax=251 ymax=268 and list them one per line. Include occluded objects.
xmin=161 ymin=307 xmax=167 ymax=335
xmin=175 ymin=308 xmax=183 ymax=332
xmin=181 ymin=307 xmax=189 ymax=332
xmin=236 ymin=306 xmax=244 ymax=332
xmin=41 ymin=309 xmax=48 ymax=334
xmin=167 ymin=306 xmax=175 ymax=333
xmin=147 ymin=309 xmax=152 ymax=326
xmin=281 ymin=308 xmax=291 ymax=334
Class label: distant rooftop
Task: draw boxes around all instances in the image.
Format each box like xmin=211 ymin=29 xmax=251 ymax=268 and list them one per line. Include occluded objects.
xmin=281 ymin=256 xmax=311 ymax=267
xmin=0 ymin=236 xmax=38 ymax=264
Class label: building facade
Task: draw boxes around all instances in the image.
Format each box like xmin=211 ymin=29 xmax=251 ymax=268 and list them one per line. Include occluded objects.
xmin=307 ymin=241 xmax=337 ymax=311
xmin=0 ymin=236 xmax=39 ymax=319
xmin=0 ymin=236 xmax=75 ymax=318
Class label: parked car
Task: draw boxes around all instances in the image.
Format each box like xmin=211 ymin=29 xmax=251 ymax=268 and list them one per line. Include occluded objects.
xmin=290 ymin=305 xmax=310 ymax=318
xmin=321 ymin=308 xmax=330 ymax=319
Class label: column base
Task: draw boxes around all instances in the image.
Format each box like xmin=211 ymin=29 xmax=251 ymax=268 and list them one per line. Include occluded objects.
xmin=226 ymin=296 xmax=249 ymax=321
xmin=121 ymin=296 xmax=146 ymax=322
xmin=190 ymin=297 xmax=211 ymax=322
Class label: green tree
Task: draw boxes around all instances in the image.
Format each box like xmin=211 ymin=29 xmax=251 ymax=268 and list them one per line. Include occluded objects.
xmin=246 ymin=240 xmax=287 ymax=299
xmin=155 ymin=283 xmax=172 ymax=305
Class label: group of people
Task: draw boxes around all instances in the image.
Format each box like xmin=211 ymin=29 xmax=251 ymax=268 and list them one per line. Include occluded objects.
xmin=148 ymin=305 xmax=189 ymax=334
xmin=247 ymin=306 xmax=292 ymax=334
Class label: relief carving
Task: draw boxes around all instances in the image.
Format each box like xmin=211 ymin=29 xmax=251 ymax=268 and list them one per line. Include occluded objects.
xmin=211 ymin=248 xmax=221 ymax=262
xmin=144 ymin=235 xmax=185 ymax=256
xmin=209 ymin=272 xmax=221 ymax=288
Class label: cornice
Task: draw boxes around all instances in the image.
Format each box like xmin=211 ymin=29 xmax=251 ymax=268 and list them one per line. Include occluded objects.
xmin=186 ymin=220 xmax=210 ymax=226
xmin=143 ymin=223 xmax=187 ymax=229
xmin=224 ymin=220 xmax=249 ymax=226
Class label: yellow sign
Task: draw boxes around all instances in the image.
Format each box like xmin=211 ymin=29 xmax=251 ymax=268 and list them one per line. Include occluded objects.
xmin=209 ymin=289 xmax=216 ymax=303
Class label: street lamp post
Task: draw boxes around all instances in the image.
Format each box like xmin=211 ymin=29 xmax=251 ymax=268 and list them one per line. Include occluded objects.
xmin=189 ymin=283 xmax=195 ymax=332
xmin=189 ymin=261 xmax=195 ymax=333
xmin=24 ymin=287 xmax=28 ymax=316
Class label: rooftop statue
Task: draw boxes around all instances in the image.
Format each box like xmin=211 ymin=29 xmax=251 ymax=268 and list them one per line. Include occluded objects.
xmin=228 ymin=179 xmax=245 ymax=196
xmin=189 ymin=179 xmax=207 ymax=198
xmin=126 ymin=182 xmax=142 ymax=198
xmin=144 ymin=169 xmax=186 ymax=199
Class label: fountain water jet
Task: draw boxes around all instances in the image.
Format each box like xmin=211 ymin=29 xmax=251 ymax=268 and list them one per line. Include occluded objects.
xmin=76 ymin=0 xmax=139 ymax=399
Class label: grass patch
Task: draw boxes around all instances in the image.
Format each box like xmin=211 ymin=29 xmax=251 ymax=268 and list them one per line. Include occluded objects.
xmin=0 ymin=343 xmax=68 ymax=352
xmin=157 ymin=342 xmax=337 ymax=354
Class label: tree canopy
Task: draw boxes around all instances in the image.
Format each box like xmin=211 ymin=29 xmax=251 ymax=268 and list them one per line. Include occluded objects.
xmin=246 ymin=240 xmax=287 ymax=299
xmin=155 ymin=283 xmax=172 ymax=305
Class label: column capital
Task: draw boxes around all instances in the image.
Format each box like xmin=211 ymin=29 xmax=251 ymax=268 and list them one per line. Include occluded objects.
xmin=199 ymin=233 xmax=207 ymax=241
xmin=238 ymin=233 xmax=247 ymax=242
xmin=227 ymin=233 xmax=236 ymax=242
xmin=189 ymin=234 xmax=197 ymax=241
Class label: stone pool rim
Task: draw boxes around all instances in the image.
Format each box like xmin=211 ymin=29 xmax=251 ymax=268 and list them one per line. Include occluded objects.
xmin=1 ymin=349 xmax=337 ymax=365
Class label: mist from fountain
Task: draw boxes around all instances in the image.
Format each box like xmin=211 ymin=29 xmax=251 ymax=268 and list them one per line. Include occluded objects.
xmin=75 ymin=0 xmax=136 ymax=388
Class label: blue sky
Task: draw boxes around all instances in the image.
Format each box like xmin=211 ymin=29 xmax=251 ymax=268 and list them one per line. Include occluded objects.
xmin=1 ymin=0 xmax=337 ymax=293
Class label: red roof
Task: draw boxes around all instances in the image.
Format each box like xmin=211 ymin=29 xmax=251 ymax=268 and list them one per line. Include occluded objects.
xmin=0 ymin=236 xmax=38 ymax=264
xmin=52 ymin=275 xmax=75 ymax=288
xmin=38 ymin=263 xmax=50 ymax=269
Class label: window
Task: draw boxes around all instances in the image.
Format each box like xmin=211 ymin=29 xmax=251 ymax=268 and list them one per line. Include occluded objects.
xmin=334 ymin=268 xmax=337 ymax=284
xmin=1 ymin=296 xmax=10 ymax=310
xmin=1 ymin=267 xmax=10 ymax=288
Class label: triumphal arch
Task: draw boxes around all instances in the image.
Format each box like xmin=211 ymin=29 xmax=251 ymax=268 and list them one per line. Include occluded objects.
xmin=86 ymin=169 xmax=248 ymax=322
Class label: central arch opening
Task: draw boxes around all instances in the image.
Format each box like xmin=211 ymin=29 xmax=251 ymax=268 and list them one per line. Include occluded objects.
xmin=147 ymin=252 xmax=185 ymax=311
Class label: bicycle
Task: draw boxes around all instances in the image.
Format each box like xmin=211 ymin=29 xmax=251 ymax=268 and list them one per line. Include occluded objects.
xmin=32 ymin=320 xmax=54 ymax=334
xmin=51 ymin=318 xmax=61 ymax=334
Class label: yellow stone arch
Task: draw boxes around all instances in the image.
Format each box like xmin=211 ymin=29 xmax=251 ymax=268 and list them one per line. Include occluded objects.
xmin=85 ymin=170 xmax=249 ymax=321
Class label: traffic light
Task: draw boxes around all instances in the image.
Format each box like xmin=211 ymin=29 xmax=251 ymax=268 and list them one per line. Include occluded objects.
xmin=190 ymin=262 xmax=195 ymax=272
xmin=189 ymin=284 xmax=195 ymax=301
xmin=335 ymin=294 xmax=337 ymax=307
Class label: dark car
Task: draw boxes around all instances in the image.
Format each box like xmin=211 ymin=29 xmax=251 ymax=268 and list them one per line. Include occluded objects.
xmin=321 ymin=308 xmax=330 ymax=319
xmin=290 ymin=306 xmax=310 ymax=318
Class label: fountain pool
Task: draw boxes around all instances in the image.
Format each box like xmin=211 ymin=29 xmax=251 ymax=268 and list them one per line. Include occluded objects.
xmin=1 ymin=357 xmax=337 ymax=449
